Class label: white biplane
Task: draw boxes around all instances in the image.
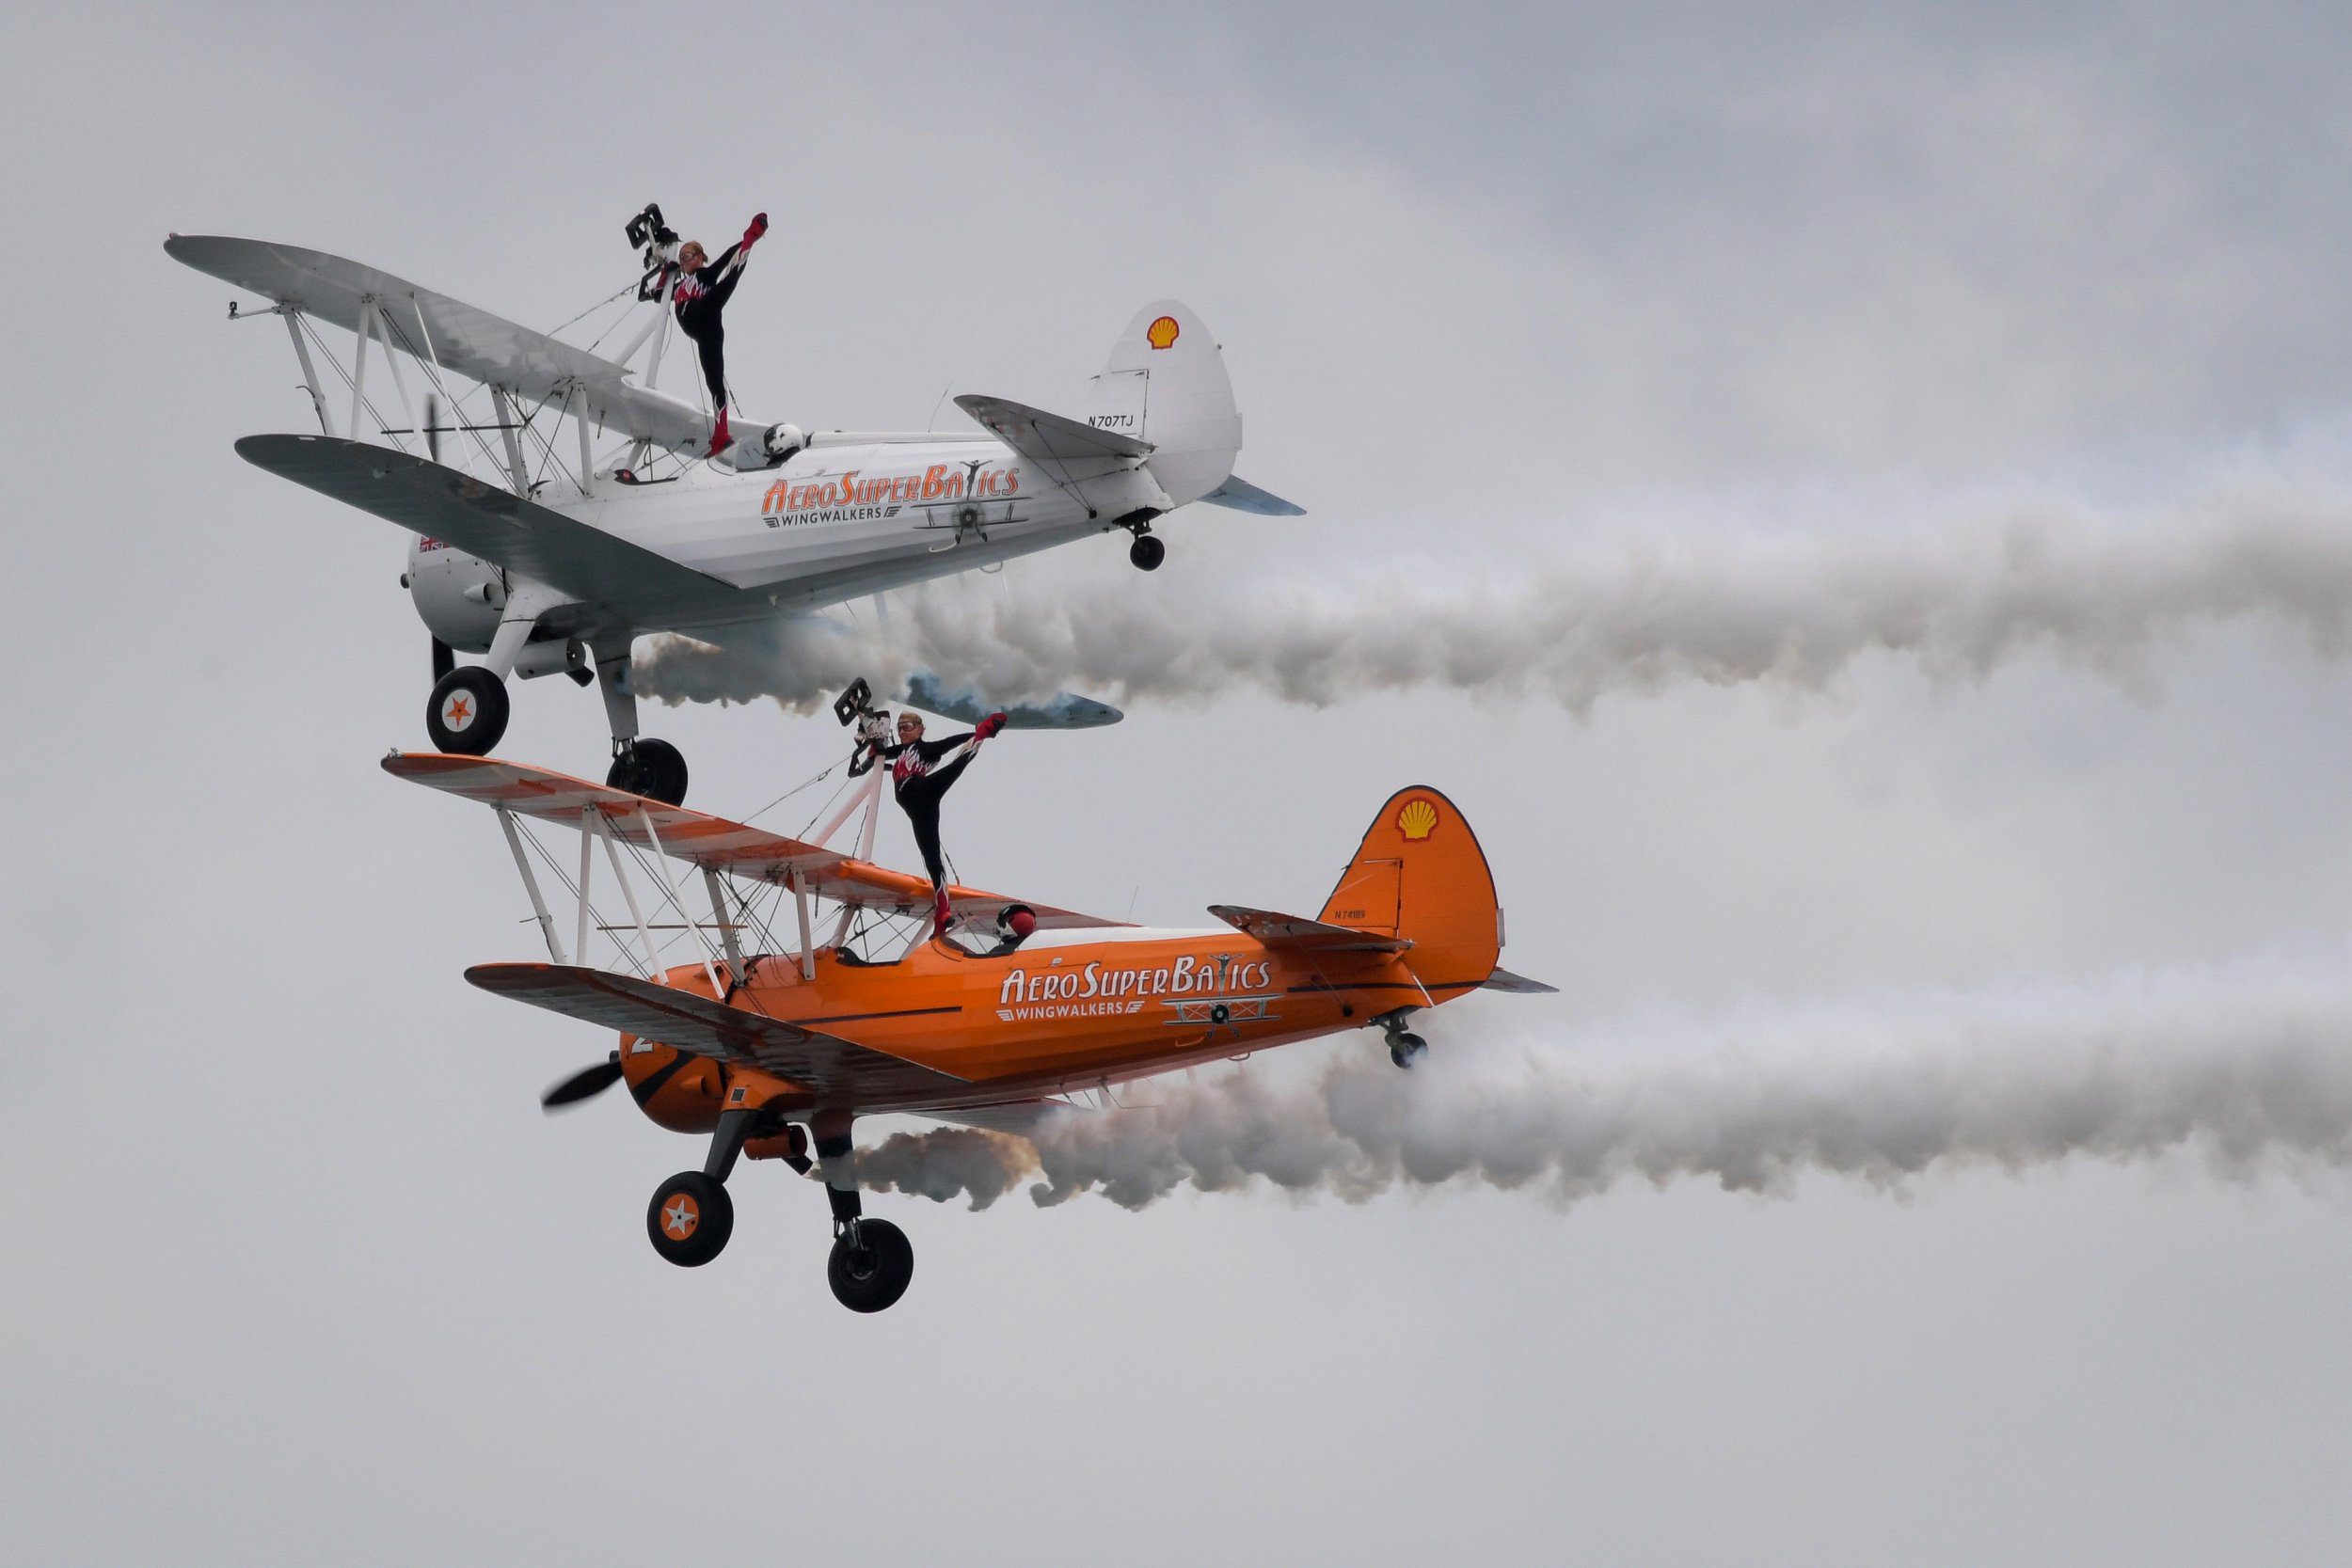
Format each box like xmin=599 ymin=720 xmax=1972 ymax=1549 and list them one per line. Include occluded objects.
xmin=166 ymin=232 xmax=1301 ymax=803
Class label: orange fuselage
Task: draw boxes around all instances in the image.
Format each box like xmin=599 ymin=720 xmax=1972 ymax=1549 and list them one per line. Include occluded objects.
xmin=621 ymin=931 xmax=1482 ymax=1134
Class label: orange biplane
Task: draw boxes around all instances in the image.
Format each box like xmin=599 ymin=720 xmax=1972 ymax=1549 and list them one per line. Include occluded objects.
xmin=391 ymin=752 xmax=1551 ymax=1310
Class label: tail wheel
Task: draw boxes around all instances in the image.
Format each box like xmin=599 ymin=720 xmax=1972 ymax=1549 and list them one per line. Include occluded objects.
xmin=646 ymin=1171 xmax=733 ymax=1267
xmin=426 ymin=665 xmax=510 ymax=755
xmin=608 ymin=738 xmax=689 ymax=806
xmin=827 ymin=1217 xmax=914 ymax=1312
xmin=1389 ymin=1031 xmax=1427 ymax=1069
xmin=1129 ymin=533 xmax=1167 ymax=572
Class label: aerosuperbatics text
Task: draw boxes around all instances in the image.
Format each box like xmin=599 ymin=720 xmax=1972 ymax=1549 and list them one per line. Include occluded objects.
xmin=994 ymin=954 xmax=1277 ymax=1023
xmin=761 ymin=462 xmax=1021 ymax=528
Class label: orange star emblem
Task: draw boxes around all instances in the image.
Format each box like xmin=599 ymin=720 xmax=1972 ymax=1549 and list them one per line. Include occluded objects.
xmin=445 ymin=696 xmax=472 ymax=725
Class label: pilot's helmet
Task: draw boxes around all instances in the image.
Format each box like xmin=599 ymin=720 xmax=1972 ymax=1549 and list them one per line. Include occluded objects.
xmin=999 ymin=904 xmax=1038 ymax=942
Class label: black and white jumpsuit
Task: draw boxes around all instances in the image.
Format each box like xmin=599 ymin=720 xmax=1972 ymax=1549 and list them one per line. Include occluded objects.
xmin=882 ymin=732 xmax=987 ymax=891
xmin=664 ymin=241 xmax=753 ymax=414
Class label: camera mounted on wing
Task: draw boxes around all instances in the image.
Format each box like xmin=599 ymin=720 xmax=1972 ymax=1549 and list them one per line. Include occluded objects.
xmin=625 ymin=202 xmax=681 ymax=301
xmin=835 ymin=677 xmax=895 ymax=776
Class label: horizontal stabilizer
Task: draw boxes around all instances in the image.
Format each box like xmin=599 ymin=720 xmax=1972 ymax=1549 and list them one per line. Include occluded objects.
xmin=239 ymin=435 xmax=728 ymax=618
xmin=956 ymin=393 xmax=1154 ymax=465
xmin=468 ymin=962 xmax=965 ymax=1099
xmin=1481 ymin=967 xmax=1559 ymax=995
xmin=1200 ymin=475 xmax=1305 ymax=516
xmin=1207 ymin=904 xmax=1412 ymax=953
xmin=904 ymin=671 xmax=1122 ymax=730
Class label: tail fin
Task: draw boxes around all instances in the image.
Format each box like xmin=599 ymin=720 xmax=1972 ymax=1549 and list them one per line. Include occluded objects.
xmin=1085 ymin=300 xmax=1241 ymax=508
xmin=1317 ymin=787 xmax=1502 ymax=990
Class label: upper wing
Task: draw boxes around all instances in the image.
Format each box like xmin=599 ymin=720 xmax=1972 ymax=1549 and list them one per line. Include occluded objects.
xmin=384 ymin=752 xmax=1127 ymax=929
xmin=468 ymin=962 xmax=965 ymax=1100
xmin=241 ymin=435 xmax=731 ymax=618
xmin=954 ymin=394 xmax=1154 ymax=464
xmin=167 ymin=235 xmax=713 ymax=456
xmin=1206 ymin=904 xmax=1412 ymax=953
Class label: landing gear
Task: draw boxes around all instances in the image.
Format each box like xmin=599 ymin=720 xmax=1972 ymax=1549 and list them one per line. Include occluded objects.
xmin=1129 ymin=532 xmax=1166 ymax=571
xmin=828 ymin=1218 xmax=914 ymax=1312
xmin=646 ymin=1170 xmax=733 ymax=1266
xmin=813 ymin=1112 xmax=914 ymax=1311
xmin=592 ymin=641 xmax=689 ymax=806
xmin=426 ymin=665 xmax=509 ymax=754
xmin=646 ymin=1105 xmax=755 ymax=1268
xmin=607 ymin=737 xmax=688 ymax=805
xmin=1376 ymin=1009 xmax=1427 ymax=1069
xmin=639 ymin=1108 xmax=919 ymax=1306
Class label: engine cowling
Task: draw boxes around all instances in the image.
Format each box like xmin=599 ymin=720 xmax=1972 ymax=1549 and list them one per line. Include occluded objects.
xmin=404 ymin=537 xmax=504 ymax=652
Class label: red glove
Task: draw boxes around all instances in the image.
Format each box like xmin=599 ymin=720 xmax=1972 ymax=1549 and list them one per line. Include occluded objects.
xmin=743 ymin=212 xmax=769 ymax=246
xmin=975 ymin=711 xmax=1009 ymax=739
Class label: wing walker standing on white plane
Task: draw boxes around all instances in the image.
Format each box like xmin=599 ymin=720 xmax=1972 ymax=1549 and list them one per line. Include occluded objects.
xmin=166 ymin=214 xmax=1302 ymax=805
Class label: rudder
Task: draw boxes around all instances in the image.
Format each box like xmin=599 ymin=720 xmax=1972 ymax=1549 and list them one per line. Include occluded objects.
xmin=1085 ymin=299 xmax=1241 ymax=508
xmin=1317 ymin=787 xmax=1502 ymax=990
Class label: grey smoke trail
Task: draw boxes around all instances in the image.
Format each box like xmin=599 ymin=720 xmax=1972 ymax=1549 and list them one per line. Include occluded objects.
xmin=851 ymin=950 xmax=2352 ymax=1211
xmin=635 ymin=482 xmax=2352 ymax=712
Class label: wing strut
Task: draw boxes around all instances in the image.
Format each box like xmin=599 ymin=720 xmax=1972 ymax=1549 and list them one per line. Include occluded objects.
xmin=279 ymin=310 xmax=330 ymax=435
xmin=497 ymin=805 xmax=567 ymax=965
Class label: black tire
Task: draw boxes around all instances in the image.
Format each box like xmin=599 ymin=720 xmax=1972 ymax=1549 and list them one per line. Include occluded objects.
xmin=607 ymin=738 xmax=689 ymax=806
xmin=1129 ymin=533 xmax=1167 ymax=572
xmin=426 ymin=665 xmax=509 ymax=755
xmin=827 ymin=1217 xmax=914 ymax=1312
xmin=646 ymin=1171 xmax=733 ymax=1267
xmin=1389 ymin=1032 xmax=1428 ymax=1070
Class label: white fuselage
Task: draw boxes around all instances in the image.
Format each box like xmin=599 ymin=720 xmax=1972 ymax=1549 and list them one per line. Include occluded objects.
xmin=587 ymin=436 xmax=1103 ymax=622
xmin=413 ymin=433 xmax=1158 ymax=653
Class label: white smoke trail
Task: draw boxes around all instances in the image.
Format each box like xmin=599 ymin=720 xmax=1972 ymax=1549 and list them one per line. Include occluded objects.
xmin=634 ymin=481 xmax=2352 ymax=713
xmin=851 ymin=948 xmax=2352 ymax=1211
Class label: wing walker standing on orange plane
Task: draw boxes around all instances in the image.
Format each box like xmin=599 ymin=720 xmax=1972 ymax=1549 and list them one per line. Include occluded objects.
xmin=390 ymin=735 xmax=1552 ymax=1311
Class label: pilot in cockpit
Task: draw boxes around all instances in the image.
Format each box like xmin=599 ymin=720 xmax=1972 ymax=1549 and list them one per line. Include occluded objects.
xmin=981 ymin=904 xmax=1038 ymax=957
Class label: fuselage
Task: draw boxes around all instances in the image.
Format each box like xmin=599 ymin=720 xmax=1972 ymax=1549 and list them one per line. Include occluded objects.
xmin=619 ymin=927 xmax=1483 ymax=1133
xmin=412 ymin=434 xmax=1143 ymax=652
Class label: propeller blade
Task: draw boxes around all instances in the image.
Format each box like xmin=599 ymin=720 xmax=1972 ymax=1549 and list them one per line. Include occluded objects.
xmin=423 ymin=392 xmax=441 ymax=464
xmin=542 ymin=1052 xmax=624 ymax=1110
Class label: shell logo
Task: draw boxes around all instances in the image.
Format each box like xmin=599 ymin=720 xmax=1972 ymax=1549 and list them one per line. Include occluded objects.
xmin=1146 ymin=315 xmax=1181 ymax=350
xmin=1397 ymin=799 xmax=1439 ymax=841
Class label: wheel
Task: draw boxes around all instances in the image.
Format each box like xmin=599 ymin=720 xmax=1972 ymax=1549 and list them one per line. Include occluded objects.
xmin=607 ymin=738 xmax=689 ymax=805
xmin=426 ymin=665 xmax=509 ymax=755
xmin=1389 ymin=1031 xmax=1427 ymax=1069
xmin=827 ymin=1217 xmax=914 ymax=1312
xmin=646 ymin=1171 xmax=733 ymax=1266
xmin=1129 ymin=533 xmax=1166 ymax=571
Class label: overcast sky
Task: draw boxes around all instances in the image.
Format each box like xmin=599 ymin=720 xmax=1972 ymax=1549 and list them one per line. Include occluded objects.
xmin=8 ymin=4 xmax=2352 ymax=1563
